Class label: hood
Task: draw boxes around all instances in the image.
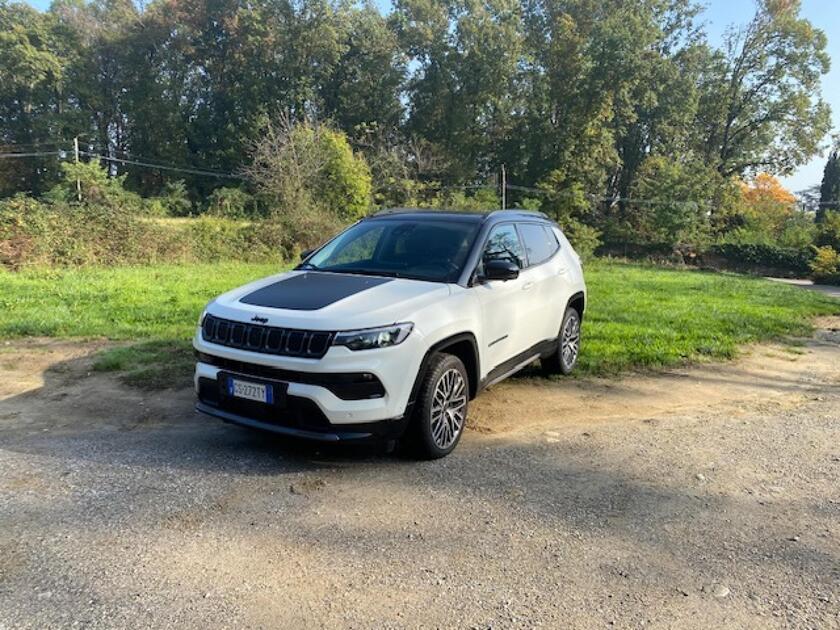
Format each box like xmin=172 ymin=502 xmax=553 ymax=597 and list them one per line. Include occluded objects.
xmin=208 ymin=270 xmax=451 ymax=330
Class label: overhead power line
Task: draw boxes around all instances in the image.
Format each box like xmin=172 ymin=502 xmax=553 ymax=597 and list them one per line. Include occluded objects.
xmin=80 ymin=151 xmax=244 ymax=180
xmin=0 ymin=151 xmax=62 ymax=159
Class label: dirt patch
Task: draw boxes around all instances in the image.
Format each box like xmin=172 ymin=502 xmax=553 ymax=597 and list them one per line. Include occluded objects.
xmin=470 ymin=316 xmax=840 ymax=436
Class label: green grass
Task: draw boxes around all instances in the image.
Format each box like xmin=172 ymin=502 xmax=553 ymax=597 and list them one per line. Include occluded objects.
xmin=0 ymin=262 xmax=281 ymax=340
xmin=1 ymin=261 xmax=837 ymax=386
xmin=578 ymin=261 xmax=839 ymax=374
xmin=90 ymin=340 xmax=196 ymax=389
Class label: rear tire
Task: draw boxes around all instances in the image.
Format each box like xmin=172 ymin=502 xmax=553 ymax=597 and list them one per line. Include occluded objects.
xmin=541 ymin=306 xmax=581 ymax=376
xmin=406 ymin=353 xmax=469 ymax=459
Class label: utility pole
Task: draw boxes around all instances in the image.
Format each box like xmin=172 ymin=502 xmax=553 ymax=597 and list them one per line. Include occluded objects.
xmin=73 ymin=136 xmax=81 ymax=202
xmin=500 ymin=164 xmax=506 ymax=210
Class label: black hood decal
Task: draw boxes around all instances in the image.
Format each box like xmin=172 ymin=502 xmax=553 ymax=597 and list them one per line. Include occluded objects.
xmin=239 ymin=272 xmax=393 ymax=311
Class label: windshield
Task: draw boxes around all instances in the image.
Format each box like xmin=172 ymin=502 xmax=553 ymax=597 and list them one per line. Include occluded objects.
xmin=302 ymin=218 xmax=481 ymax=282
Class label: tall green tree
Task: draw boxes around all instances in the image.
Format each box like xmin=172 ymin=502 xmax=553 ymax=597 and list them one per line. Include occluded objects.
xmin=695 ymin=0 xmax=831 ymax=178
xmin=392 ymin=0 xmax=524 ymax=181
xmin=321 ymin=5 xmax=405 ymax=131
xmin=0 ymin=2 xmax=68 ymax=194
xmin=818 ymin=150 xmax=840 ymax=223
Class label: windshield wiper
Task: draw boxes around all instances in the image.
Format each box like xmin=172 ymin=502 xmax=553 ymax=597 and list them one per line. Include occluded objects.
xmin=297 ymin=262 xmax=320 ymax=270
xmin=325 ymin=268 xmax=404 ymax=279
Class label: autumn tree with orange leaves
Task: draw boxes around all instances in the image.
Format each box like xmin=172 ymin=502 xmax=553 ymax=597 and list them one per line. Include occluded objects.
xmin=735 ymin=174 xmax=813 ymax=246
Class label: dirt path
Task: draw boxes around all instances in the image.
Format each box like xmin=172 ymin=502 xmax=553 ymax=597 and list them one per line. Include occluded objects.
xmin=1 ymin=324 xmax=838 ymax=628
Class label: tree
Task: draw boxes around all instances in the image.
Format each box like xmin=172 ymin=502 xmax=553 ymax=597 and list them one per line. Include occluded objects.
xmin=392 ymin=0 xmax=524 ymax=181
xmin=818 ymin=150 xmax=840 ymax=223
xmin=243 ymin=116 xmax=371 ymax=247
xmin=627 ymin=155 xmax=715 ymax=247
xmin=0 ymin=2 xmax=68 ymax=195
xmin=696 ymin=0 xmax=831 ymax=178
xmin=737 ymin=172 xmax=799 ymax=241
xmin=321 ymin=5 xmax=405 ymax=131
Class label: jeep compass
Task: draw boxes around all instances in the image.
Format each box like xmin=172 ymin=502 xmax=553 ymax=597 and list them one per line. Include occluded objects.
xmin=194 ymin=209 xmax=586 ymax=458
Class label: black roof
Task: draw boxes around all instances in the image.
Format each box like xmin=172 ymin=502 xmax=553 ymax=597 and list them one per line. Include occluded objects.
xmin=367 ymin=208 xmax=550 ymax=225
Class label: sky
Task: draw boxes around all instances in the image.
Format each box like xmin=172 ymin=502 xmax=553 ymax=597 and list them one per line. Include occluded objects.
xmin=21 ymin=0 xmax=840 ymax=193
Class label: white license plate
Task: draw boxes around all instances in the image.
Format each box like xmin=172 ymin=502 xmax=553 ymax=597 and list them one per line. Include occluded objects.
xmin=227 ymin=378 xmax=272 ymax=404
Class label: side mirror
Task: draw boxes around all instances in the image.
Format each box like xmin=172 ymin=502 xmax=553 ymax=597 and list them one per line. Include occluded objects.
xmin=484 ymin=259 xmax=519 ymax=281
xmin=300 ymin=248 xmax=315 ymax=261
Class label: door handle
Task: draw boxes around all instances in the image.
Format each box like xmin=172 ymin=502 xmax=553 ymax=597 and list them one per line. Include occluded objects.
xmin=522 ymin=281 xmax=534 ymax=291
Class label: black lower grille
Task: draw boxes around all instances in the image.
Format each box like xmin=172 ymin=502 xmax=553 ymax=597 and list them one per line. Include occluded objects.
xmin=202 ymin=314 xmax=334 ymax=359
xmin=197 ymin=353 xmax=386 ymax=400
xmin=198 ymin=377 xmax=332 ymax=431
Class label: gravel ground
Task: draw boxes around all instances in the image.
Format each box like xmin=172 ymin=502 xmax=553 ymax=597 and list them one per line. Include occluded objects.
xmin=0 ymin=326 xmax=838 ymax=629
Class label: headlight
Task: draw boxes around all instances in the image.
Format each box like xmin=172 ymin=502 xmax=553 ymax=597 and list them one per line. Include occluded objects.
xmin=333 ymin=323 xmax=414 ymax=351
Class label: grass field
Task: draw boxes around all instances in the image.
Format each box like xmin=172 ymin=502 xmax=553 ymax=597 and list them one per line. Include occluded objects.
xmin=1 ymin=261 xmax=837 ymax=386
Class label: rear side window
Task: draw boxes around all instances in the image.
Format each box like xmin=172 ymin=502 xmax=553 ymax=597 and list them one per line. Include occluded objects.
xmin=518 ymin=223 xmax=559 ymax=266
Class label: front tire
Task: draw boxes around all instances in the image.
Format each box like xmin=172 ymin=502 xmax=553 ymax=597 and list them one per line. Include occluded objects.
xmin=541 ymin=306 xmax=581 ymax=375
xmin=407 ymin=353 xmax=469 ymax=459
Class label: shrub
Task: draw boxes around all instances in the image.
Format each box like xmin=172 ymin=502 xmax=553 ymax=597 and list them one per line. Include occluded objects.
xmin=708 ymin=242 xmax=813 ymax=273
xmin=629 ymin=156 xmax=715 ymax=248
xmin=45 ymin=160 xmax=145 ymax=212
xmin=0 ymin=194 xmax=186 ymax=267
xmin=244 ymin=116 xmax=372 ymax=248
xmin=816 ymin=210 xmax=840 ymax=251
xmin=810 ymin=246 xmax=840 ymax=284
xmin=161 ymin=180 xmax=193 ymax=216
xmin=563 ymin=219 xmax=601 ymax=262
xmin=186 ymin=216 xmax=282 ymax=263
xmin=206 ymin=187 xmax=256 ymax=219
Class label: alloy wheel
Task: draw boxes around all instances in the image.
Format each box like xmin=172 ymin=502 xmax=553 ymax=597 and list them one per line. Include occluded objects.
xmin=430 ymin=368 xmax=467 ymax=449
xmin=561 ymin=312 xmax=581 ymax=369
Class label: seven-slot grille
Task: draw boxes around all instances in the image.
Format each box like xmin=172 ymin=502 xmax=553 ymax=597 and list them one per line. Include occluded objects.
xmin=202 ymin=314 xmax=333 ymax=358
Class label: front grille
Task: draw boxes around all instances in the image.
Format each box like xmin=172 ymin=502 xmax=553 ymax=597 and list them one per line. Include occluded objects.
xmin=202 ymin=314 xmax=334 ymax=359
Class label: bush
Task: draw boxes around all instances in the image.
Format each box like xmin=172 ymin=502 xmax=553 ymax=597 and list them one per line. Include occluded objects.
xmin=628 ymin=156 xmax=715 ymax=248
xmin=707 ymin=242 xmax=813 ymax=274
xmin=810 ymin=246 xmax=840 ymax=284
xmin=244 ymin=116 xmax=372 ymax=248
xmin=206 ymin=187 xmax=256 ymax=219
xmin=563 ymin=219 xmax=601 ymax=262
xmin=816 ymin=210 xmax=840 ymax=251
xmin=0 ymin=194 xmax=188 ymax=267
xmin=160 ymin=180 xmax=193 ymax=216
xmin=186 ymin=216 xmax=282 ymax=263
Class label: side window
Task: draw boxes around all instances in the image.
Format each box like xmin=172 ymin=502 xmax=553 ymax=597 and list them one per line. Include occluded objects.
xmin=543 ymin=226 xmax=561 ymax=253
xmin=482 ymin=224 xmax=524 ymax=269
xmin=518 ymin=223 xmax=558 ymax=266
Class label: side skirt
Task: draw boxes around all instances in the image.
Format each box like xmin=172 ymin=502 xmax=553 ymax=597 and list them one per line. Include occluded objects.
xmin=478 ymin=338 xmax=557 ymax=392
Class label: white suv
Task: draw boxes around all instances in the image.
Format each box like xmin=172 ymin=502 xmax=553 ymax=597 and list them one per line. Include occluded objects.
xmin=194 ymin=209 xmax=586 ymax=458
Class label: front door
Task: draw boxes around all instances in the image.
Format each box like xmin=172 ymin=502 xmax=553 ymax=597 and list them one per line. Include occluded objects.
xmin=472 ymin=223 xmax=531 ymax=373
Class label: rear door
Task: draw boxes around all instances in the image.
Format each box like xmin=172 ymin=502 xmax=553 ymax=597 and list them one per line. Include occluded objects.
xmin=516 ymin=222 xmax=567 ymax=344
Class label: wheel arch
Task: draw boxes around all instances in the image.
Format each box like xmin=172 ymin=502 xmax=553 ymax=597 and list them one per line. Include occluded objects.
xmin=408 ymin=333 xmax=480 ymax=412
xmin=567 ymin=291 xmax=586 ymax=321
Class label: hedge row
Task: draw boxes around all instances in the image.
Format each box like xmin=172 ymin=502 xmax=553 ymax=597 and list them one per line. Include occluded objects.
xmin=0 ymin=197 xmax=285 ymax=269
xmin=707 ymin=243 xmax=813 ymax=274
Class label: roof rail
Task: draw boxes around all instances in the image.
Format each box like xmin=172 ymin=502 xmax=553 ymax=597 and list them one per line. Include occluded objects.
xmin=487 ymin=209 xmax=549 ymax=219
xmin=370 ymin=207 xmax=489 ymax=217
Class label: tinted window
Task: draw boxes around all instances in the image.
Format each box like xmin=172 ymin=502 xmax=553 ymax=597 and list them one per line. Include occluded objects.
xmin=482 ymin=224 xmax=525 ymax=269
xmin=306 ymin=219 xmax=480 ymax=282
xmin=519 ymin=223 xmax=559 ymax=266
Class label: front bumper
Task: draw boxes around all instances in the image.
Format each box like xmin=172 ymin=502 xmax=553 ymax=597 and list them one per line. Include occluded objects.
xmin=193 ymin=329 xmax=424 ymax=438
xmin=195 ymin=402 xmax=408 ymax=441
